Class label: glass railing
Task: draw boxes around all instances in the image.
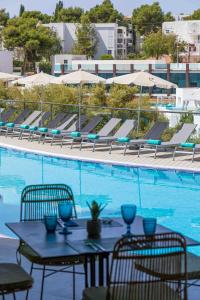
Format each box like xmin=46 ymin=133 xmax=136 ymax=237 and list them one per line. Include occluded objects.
xmin=54 ymin=63 xmax=200 ymax=74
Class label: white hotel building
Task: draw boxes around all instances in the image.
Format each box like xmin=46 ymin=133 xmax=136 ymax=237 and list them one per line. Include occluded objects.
xmin=162 ymin=20 xmax=200 ymax=61
xmin=44 ymin=22 xmax=133 ymax=59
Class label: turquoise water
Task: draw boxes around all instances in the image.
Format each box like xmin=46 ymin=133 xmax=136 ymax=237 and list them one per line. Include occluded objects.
xmin=1 ymin=147 xmax=200 ymax=254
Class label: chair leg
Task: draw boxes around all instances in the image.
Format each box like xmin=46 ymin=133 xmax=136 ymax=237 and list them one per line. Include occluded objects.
xmin=80 ymin=141 xmax=83 ymax=151
xmin=26 ymin=263 xmax=34 ymax=300
xmin=154 ymin=146 xmax=157 ymax=159
xmin=173 ymin=147 xmax=177 ymax=161
xmin=72 ymin=265 xmax=75 ymax=300
xmin=40 ymin=265 xmax=46 ymax=300
xmin=192 ymin=148 xmax=195 ymax=163
xmin=92 ymin=141 xmax=96 ymax=152
xmin=138 ymin=145 xmax=141 ymax=157
xmin=109 ymin=142 xmax=113 ymax=154
xmin=124 ymin=143 xmax=128 ymax=156
xmin=13 ymin=292 xmax=16 ymax=300
xmin=2 ymin=293 xmax=5 ymax=300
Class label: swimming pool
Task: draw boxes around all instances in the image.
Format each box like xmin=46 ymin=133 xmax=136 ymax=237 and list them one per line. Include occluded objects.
xmin=1 ymin=146 xmax=200 ymax=254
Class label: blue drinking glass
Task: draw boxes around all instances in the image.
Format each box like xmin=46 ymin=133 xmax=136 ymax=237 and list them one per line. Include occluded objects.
xmin=143 ymin=218 xmax=157 ymax=237
xmin=121 ymin=204 xmax=137 ymax=236
xmin=58 ymin=202 xmax=73 ymax=235
xmin=44 ymin=214 xmax=57 ymax=233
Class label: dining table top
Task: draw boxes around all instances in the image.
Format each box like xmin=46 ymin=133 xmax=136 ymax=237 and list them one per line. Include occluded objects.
xmin=6 ymin=216 xmax=200 ymax=259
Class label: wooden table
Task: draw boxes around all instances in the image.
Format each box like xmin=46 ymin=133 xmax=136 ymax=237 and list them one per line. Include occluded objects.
xmin=6 ymin=217 xmax=200 ymax=287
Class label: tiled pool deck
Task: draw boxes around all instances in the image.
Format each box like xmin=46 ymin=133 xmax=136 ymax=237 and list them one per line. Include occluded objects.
xmin=0 ymin=136 xmax=200 ymax=299
xmin=0 ymin=135 xmax=200 ymax=172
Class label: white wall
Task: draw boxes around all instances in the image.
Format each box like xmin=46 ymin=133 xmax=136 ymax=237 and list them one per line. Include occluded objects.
xmin=176 ymin=88 xmax=200 ymax=110
xmin=162 ymin=21 xmax=200 ymax=55
xmin=44 ymin=22 xmax=125 ymax=59
xmin=0 ymin=51 xmax=13 ymax=73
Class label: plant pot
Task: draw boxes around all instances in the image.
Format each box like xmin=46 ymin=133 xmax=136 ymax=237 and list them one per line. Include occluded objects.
xmin=87 ymin=219 xmax=101 ymax=239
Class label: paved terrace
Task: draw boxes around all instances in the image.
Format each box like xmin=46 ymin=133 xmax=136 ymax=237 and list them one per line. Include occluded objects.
xmin=0 ymin=135 xmax=200 ymax=172
xmin=0 ymin=136 xmax=200 ymax=299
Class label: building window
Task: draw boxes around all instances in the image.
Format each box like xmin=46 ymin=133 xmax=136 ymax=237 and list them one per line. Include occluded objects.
xmin=198 ymin=35 xmax=200 ymax=43
xmin=64 ymin=60 xmax=68 ymax=64
xmin=107 ymin=50 xmax=112 ymax=55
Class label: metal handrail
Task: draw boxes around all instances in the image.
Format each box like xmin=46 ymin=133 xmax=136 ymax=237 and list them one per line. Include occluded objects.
xmin=0 ymin=98 xmax=199 ymax=115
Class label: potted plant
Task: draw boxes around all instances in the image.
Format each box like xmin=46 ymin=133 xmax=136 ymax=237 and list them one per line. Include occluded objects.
xmin=86 ymin=200 xmax=107 ymax=239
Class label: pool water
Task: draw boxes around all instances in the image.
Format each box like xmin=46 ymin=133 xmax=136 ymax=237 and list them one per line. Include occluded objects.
xmin=1 ymin=147 xmax=200 ymax=254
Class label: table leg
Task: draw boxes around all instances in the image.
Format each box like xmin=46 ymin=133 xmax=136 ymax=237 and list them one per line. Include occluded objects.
xmin=98 ymin=255 xmax=104 ymax=286
xmin=90 ymin=255 xmax=96 ymax=287
xmin=84 ymin=257 xmax=88 ymax=288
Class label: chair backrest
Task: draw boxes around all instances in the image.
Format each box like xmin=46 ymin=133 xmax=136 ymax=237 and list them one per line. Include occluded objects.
xmin=20 ymin=184 xmax=77 ymax=221
xmin=113 ymin=119 xmax=136 ymax=138
xmin=13 ymin=109 xmax=31 ymax=124
xmin=170 ymin=123 xmax=196 ymax=144
xmin=66 ymin=115 xmax=87 ymax=132
xmin=80 ymin=116 xmax=103 ymax=133
xmin=1 ymin=108 xmax=15 ymax=122
xmin=107 ymin=232 xmax=187 ymax=300
xmin=37 ymin=112 xmax=51 ymax=127
xmin=23 ymin=111 xmax=42 ymax=125
xmin=145 ymin=122 xmax=169 ymax=140
xmin=98 ymin=118 xmax=121 ymax=137
xmin=47 ymin=112 xmax=67 ymax=129
xmin=57 ymin=114 xmax=77 ymax=130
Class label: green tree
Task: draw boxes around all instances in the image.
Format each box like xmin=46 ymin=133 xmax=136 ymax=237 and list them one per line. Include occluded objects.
xmin=164 ymin=12 xmax=175 ymax=22
xmin=86 ymin=0 xmax=125 ymax=25
xmin=2 ymin=17 xmax=61 ymax=74
xmin=54 ymin=1 xmax=63 ymax=20
xmin=0 ymin=9 xmax=9 ymax=26
xmin=21 ymin=11 xmax=51 ymax=23
xmin=56 ymin=7 xmax=83 ymax=22
xmin=184 ymin=9 xmax=200 ymax=20
xmin=19 ymin=4 xmax=25 ymax=17
xmin=72 ymin=15 xmax=98 ymax=58
xmin=143 ymin=31 xmax=186 ymax=61
xmin=100 ymin=54 xmax=113 ymax=60
xmin=132 ymin=2 xmax=163 ymax=35
xmin=143 ymin=31 xmax=168 ymax=59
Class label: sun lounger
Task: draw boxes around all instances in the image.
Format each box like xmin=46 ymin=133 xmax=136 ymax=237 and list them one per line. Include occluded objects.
xmin=0 ymin=108 xmax=15 ymax=122
xmin=7 ymin=111 xmax=42 ymax=138
xmin=111 ymin=121 xmax=168 ymax=155
xmin=138 ymin=123 xmax=196 ymax=158
xmin=1 ymin=110 xmax=41 ymax=137
xmin=61 ymin=115 xmax=103 ymax=148
xmin=42 ymin=115 xmax=88 ymax=145
xmin=28 ymin=113 xmax=77 ymax=142
xmin=13 ymin=109 xmax=31 ymax=124
xmin=80 ymin=118 xmax=123 ymax=151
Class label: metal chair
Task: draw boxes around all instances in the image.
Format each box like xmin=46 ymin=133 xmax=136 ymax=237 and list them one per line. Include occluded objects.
xmin=18 ymin=184 xmax=84 ymax=300
xmin=0 ymin=263 xmax=33 ymax=300
xmin=83 ymin=232 xmax=188 ymax=300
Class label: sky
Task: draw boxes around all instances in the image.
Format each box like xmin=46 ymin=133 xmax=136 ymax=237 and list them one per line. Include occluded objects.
xmin=0 ymin=0 xmax=199 ymax=17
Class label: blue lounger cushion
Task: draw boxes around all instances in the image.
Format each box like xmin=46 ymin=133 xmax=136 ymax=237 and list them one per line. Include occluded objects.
xmin=0 ymin=122 xmax=5 ymax=126
xmin=117 ymin=137 xmax=130 ymax=143
xmin=20 ymin=124 xmax=29 ymax=130
xmin=29 ymin=126 xmax=38 ymax=131
xmin=71 ymin=131 xmax=81 ymax=138
xmin=39 ymin=127 xmax=48 ymax=133
xmin=147 ymin=139 xmax=161 ymax=145
xmin=51 ymin=129 xmax=61 ymax=135
xmin=180 ymin=143 xmax=195 ymax=148
xmin=6 ymin=122 xmax=15 ymax=128
xmin=87 ymin=134 xmax=99 ymax=140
